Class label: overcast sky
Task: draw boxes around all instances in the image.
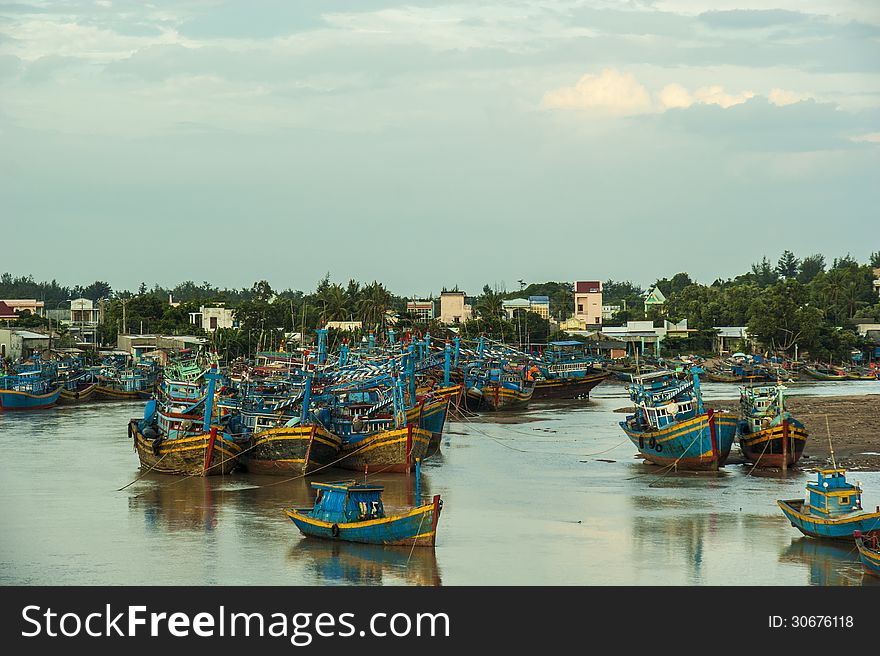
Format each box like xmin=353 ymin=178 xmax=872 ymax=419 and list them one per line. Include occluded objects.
xmin=1 ymin=0 xmax=878 ymax=297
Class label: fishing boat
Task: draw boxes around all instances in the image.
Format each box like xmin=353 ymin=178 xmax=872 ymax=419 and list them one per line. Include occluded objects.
xmin=231 ymin=377 xmax=344 ymax=476
xmin=286 ymin=481 xmax=442 ymax=546
xmin=529 ymin=341 xmax=612 ymax=399
xmin=801 ymin=366 xmax=847 ymax=381
xmin=129 ymin=366 xmax=244 ymax=476
xmin=853 ymin=531 xmax=880 ymax=577
xmin=96 ymin=366 xmax=156 ymax=400
xmin=777 ymin=469 xmax=880 ymax=539
xmin=737 ymin=385 xmax=808 ymax=468
xmin=57 ymin=369 xmax=98 ymax=404
xmin=464 ymin=361 xmax=535 ymax=411
xmin=0 ymin=370 xmax=63 ymax=410
xmin=619 ymin=368 xmax=737 ymax=470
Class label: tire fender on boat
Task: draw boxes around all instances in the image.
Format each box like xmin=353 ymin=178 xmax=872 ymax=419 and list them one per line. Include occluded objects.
xmin=331 ymin=524 xmax=340 ymax=538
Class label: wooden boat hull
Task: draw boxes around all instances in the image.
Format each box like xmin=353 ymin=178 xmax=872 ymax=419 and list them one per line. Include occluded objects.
xmin=777 ymin=499 xmax=880 ymax=540
xmin=407 ymin=398 xmax=449 ymax=459
xmin=129 ymin=419 xmax=242 ymax=476
xmin=855 ymin=535 xmax=880 ymax=576
xmin=0 ymin=385 xmax=63 ymax=410
xmin=620 ymin=412 xmax=738 ymax=470
xmin=97 ymin=386 xmax=153 ymax=401
xmin=705 ymin=372 xmax=741 ymax=383
xmin=532 ymin=371 xmax=611 ymax=400
xmin=465 ymin=382 xmax=534 ymax=411
xmin=244 ymin=424 xmax=342 ymax=475
xmin=58 ymin=383 xmax=98 ymax=404
xmin=287 ymin=496 xmax=442 ymax=546
xmin=801 ymin=367 xmax=846 ymax=381
xmin=337 ymin=425 xmax=432 ymax=473
xmin=739 ymin=419 xmax=808 ymax=468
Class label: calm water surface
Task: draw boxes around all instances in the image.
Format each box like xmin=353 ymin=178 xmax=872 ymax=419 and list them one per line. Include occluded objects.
xmin=1 ymin=380 xmax=878 ymax=585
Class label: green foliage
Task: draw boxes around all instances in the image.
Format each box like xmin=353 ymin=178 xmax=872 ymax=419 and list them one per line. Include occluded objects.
xmin=776 ymin=250 xmax=799 ymax=279
xmin=797 ymin=254 xmax=825 ymax=284
xmin=654 ymin=273 xmax=693 ymax=296
xmin=870 ymin=251 xmax=880 ymax=268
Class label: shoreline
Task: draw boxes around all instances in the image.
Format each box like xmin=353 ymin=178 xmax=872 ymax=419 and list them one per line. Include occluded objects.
xmin=614 ymin=393 xmax=880 ymax=471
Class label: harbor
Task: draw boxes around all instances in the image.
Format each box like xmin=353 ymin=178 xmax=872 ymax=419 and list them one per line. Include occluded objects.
xmin=1 ymin=378 xmax=878 ymax=586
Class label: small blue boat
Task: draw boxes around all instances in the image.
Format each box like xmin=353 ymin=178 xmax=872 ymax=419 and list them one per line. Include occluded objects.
xmin=854 ymin=531 xmax=880 ymax=577
xmin=286 ymin=482 xmax=442 ymax=547
xmin=778 ymin=469 xmax=880 ymax=540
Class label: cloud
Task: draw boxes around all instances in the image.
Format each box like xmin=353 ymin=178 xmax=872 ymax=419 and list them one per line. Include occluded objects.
xmin=698 ymin=9 xmax=807 ymax=30
xmin=542 ymin=68 xmax=652 ymax=115
xmin=851 ymin=132 xmax=880 ymax=143
xmin=768 ymin=88 xmax=810 ymax=106
xmin=548 ymin=70 xmax=802 ymax=115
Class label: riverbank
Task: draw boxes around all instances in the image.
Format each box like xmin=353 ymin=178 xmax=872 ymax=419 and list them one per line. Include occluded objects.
xmin=616 ymin=394 xmax=880 ymax=470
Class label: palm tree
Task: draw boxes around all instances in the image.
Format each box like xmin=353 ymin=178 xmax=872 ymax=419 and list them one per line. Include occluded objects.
xmin=357 ymin=281 xmax=392 ymax=330
xmin=318 ymin=284 xmax=349 ymax=323
xmin=475 ymin=285 xmax=503 ymax=320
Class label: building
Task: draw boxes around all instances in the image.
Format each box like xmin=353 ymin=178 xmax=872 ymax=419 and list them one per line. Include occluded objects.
xmin=873 ymin=267 xmax=880 ymax=297
xmin=0 ymin=301 xmax=19 ymax=322
xmin=558 ymin=317 xmax=588 ymax=331
xmin=0 ymin=328 xmax=50 ymax=361
xmin=68 ymin=298 xmax=103 ymax=348
xmin=405 ymin=300 xmax=435 ymax=321
xmin=189 ymin=305 xmax=237 ymax=332
xmin=712 ymin=326 xmax=750 ymax=355
xmin=528 ymin=296 xmax=550 ymax=320
xmin=643 ymin=286 xmax=667 ymax=314
xmin=439 ymin=291 xmax=473 ymax=324
xmin=116 ymin=334 xmax=208 ymax=361
xmin=0 ymin=299 xmax=45 ymax=318
xmin=601 ymin=321 xmax=662 ymax=356
xmin=574 ymin=281 xmax=603 ymax=327
xmin=502 ymin=298 xmax=531 ymax=319
xmin=602 ymin=304 xmax=621 ymax=321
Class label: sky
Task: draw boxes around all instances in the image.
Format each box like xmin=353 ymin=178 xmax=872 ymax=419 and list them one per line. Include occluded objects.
xmin=1 ymin=0 xmax=878 ymax=298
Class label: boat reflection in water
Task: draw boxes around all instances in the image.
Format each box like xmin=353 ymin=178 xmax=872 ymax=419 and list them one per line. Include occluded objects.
xmin=779 ymin=538 xmax=865 ymax=586
xmin=288 ymin=540 xmax=441 ymax=586
xmin=128 ymin=474 xmax=222 ymax=533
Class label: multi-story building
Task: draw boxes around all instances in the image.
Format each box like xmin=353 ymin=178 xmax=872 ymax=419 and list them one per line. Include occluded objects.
xmin=0 ymin=299 xmax=45 ymax=318
xmin=189 ymin=305 xmax=237 ymax=332
xmin=574 ymin=281 xmax=603 ymax=327
xmin=406 ymin=300 xmax=435 ymax=321
xmin=69 ymin=298 xmax=103 ymax=347
xmin=528 ymin=295 xmax=550 ymax=319
xmin=502 ymin=298 xmax=531 ymax=319
xmin=439 ymin=291 xmax=473 ymax=324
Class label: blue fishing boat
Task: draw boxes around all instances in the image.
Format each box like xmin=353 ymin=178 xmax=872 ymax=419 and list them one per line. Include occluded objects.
xmin=0 ymin=370 xmax=63 ymax=410
xmin=777 ymin=469 xmax=880 ymax=539
xmin=529 ymin=341 xmax=611 ymax=399
xmin=286 ymin=481 xmax=442 ymax=547
xmin=853 ymin=531 xmax=880 ymax=577
xmin=737 ymin=384 xmax=808 ymax=468
xmin=620 ymin=368 xmax=737 ymax=470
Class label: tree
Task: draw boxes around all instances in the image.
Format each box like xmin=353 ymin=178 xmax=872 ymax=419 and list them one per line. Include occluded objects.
xmin=870 ymin=251 xmax=880 ymax=268
xmin=832 ymin=253 xmax=859 ymax=270
xmin=750 ymin=257 xmax=778 ymax=287
xmin=797 ymin=254 xmax=825 ymax=284
xmin=747 ymin=280 xmax=821 ymax=352
xmin=775 ymin=250 xmax=800 ymax=279
xmin=655 ymin=272 xmax=693 ymax=296
xmin=475 ymin=285 xmax=504 ymax=320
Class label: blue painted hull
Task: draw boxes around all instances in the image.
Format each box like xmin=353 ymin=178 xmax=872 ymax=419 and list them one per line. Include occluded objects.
xmin=0 ymin=386 xmax=62 ymax=410
xmin=778 ymin=499 xmax=880 ymax=540
xmin=856 ymin=538 xmax=880 ymax=576
xmin=620 ymin=412 xmax=738 ymax=470
xmin=287 ymin=499 xmax=441 ymax=546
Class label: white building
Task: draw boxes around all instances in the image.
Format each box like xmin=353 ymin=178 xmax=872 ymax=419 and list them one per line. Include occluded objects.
xmin=189 ymin=305 xmax=237 ymax=332
xmin=439 ymin=291 xmax=473 ymax=324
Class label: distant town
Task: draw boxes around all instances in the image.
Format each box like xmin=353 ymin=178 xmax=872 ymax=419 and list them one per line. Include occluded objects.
xmin=1 ymin=249 xmax=879 ymax=365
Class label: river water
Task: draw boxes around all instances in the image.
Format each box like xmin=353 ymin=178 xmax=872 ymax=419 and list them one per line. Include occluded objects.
xmin=1 ymin=380 xmax=878 ymax=586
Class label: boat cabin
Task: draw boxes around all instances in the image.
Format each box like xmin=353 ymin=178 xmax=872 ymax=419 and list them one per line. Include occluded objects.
xmin=638 ymin=398 xmax=697 ymax=429
xmin=806 ymin=469 xmax=862 ymax=516
xmin=309 ymin=482 xmax=386 ymax=523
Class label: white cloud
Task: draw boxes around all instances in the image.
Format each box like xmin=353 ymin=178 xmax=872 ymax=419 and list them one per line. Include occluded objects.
xmin=542 ymin=68 xmax=652 ymax=115
xmin=657 ymin=83 xmax=693 ymax=109
xmin=693 ymin=84 xmax=755 ymax=108
xmin=768 ymin=87 xmax=810 ymax=106
xmin=850 ymin=132 xmax=880 ymax=143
